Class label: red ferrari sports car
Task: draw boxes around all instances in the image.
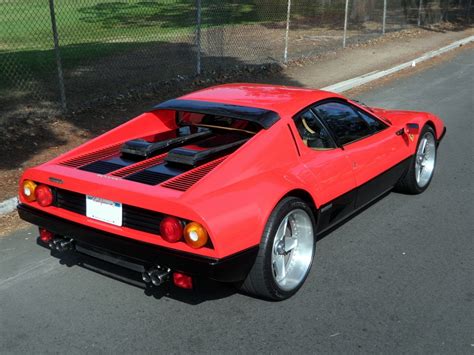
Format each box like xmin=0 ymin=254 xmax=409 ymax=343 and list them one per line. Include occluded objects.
xmin=17 ymin=84 xmax=445 ymax=300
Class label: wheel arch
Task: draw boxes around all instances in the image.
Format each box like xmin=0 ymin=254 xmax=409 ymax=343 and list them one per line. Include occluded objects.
xmin=425 ymin=120 xmax=437 ymax=135
xmin=240 ymin=187 xmax=318 ymax=300
xmin=278 ymin=188 xmax=318 ymax=218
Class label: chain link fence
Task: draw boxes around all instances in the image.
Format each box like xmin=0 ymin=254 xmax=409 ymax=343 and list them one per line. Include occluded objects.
xmin=1 ymin=0 xmax=472 ymax=118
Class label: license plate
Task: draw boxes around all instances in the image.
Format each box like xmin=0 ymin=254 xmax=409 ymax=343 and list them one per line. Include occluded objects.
xmin=86 ymin=195 xmax=122 ymax=226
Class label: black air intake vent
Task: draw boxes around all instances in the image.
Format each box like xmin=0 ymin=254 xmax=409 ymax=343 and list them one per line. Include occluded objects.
xmin=79 ymin=161 xmax=124 ymax=175
xmin=125 ymin=170 xmax=174 ymax=185
xmin=58 ymin=143 xmax=121 ymax=168
xmin=56 ymin=189 xmax=86 ymax=215
xmin=162 ymin=156 xmax=227 ymax=192
xmin=122 ymin=205 xmax=163 ymax=234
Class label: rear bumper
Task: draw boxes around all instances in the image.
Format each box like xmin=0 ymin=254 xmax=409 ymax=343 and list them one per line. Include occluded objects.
xmin=17 ymin=204 xmax=258 ymax=283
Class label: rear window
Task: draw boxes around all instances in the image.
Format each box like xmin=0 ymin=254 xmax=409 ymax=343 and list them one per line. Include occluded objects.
xmin=176 ymin=111 xmax=261 ymax=134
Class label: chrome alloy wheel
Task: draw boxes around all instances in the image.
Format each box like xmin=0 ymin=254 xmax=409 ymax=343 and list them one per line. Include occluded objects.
xmin=271 ymin=209 xmax=314 ymax=291
xmin=415 ymin=131 xmax=436 ymax=188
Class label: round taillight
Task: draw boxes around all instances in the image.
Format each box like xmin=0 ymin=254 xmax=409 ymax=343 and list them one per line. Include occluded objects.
xmin=183 ymin=222 xmax=208 ymax=249
xmin=35 ymin=185 xmax=53 ymax=207
xmin=21 ymin=180 xmax=37 ymax=202
xmin=160 ymin=216 xmax=183 ymax=243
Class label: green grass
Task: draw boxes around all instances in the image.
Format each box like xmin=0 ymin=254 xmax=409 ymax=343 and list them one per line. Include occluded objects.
xmin=0 ymin=0 xmax=289 ymax=52
xmin=0 ymin=0 xmax=289 ymax=87
xmin=0 ymin=0 xmax=341 ymax=93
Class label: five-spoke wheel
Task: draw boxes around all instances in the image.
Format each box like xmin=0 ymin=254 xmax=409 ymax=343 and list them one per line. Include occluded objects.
xmin=240 ymin=197 xmax=316 ymax=300
xmin=271 ymin=209 xmax=314 ymax=292
xmin=396 ymin=124 xmax=438 ymax=194
xmin=415 ymin=131 xmax=436 ymax=188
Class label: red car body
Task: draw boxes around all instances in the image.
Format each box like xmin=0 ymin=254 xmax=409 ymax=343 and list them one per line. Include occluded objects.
xmin=17 ymin=84 xmax=445 ymax=288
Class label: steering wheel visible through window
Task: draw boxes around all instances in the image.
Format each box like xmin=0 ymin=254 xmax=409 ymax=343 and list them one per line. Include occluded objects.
xmin=294 ymin=110 xmax=335 ymax=150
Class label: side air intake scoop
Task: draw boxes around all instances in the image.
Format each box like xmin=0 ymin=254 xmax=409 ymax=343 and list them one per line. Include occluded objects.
xmin=121 ymin=131 xmax=212 ymax=159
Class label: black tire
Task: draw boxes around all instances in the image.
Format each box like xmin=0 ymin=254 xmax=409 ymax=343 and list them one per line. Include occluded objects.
xmin=239 ymin=197 xmax=316 ymax=301
xmin=395 ymin=125 xmax=437 ymax=194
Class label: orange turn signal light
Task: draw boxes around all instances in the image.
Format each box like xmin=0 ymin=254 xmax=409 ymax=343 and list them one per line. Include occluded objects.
xmin=183 ymin=222 xmax=208 ymax=249
xmin=21 ymin=180 xmax=37 ymax=202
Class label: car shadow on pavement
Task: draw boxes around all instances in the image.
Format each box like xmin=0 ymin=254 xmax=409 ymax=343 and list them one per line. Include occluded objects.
xmin=46 ymin=244 xmax=238 ymax=305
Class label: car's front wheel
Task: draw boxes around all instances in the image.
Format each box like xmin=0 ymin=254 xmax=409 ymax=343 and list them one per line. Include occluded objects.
xmin=240 ymin=197 xmax=316 ymax=301
xmin=396 ymin=125 xmax=437 ymax=194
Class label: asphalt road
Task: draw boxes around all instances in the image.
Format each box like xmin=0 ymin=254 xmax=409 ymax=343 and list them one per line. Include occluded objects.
xmin=1 ymin=47 xmax=473 ymax=354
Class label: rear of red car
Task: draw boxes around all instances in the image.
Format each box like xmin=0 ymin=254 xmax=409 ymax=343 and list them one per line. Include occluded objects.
xmin=18 ymin=83 xmax=322 ymax=291
xmin=16 ymin=103 xmax=277 ymax=288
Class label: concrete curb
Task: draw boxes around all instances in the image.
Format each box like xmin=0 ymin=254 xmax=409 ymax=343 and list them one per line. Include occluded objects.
xmin=0 ymin=197 xmax=18 ymax=215
xmin=322 ymin=35 xmax=474 ymax=93
xmin=0 ymin=35 xmax=472 ymax=216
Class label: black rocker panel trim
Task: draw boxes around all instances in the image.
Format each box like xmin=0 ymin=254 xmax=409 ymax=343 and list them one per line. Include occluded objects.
xmin=355 ymin=156 xmax=411 ymax=208
xmin=317 ymin=155 xmax=412 ymax=233
xmin=316 ymin=190 xmax=357 ymax=232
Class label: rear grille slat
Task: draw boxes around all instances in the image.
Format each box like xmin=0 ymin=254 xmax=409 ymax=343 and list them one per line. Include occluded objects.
xmin=57 ymin=196 xmax=83 ymax=202
xmin=53 ymin=188 xmax=164 ymax=235
xmin=124 ymin=218 xmax=160 ymax=233
xmin=57 ymin=199 xmax=83 ymax=208
xmin=122 ymin=221 xmax=160 ymax=234
xmin=125 ymin=170 xmax=173 ymax=185
xmin=56 ymin=189 xmax=86 ymax=215
xmin=59 ymin=144 xmax=121 ymax=168
xmin=124 ymin=216 xmax=162 ymax=228
xmin=57 ymin=202 xmax=84 ymax=211
xmin=123 ymin=203 xmax=163 ymax=234
xmin=161 ymin=156 xmax=227 ymax=191
xmin=123 ymin=212 xmax=161 ymax=224
xmin=123 ymin=210 xmax=159 ymax=219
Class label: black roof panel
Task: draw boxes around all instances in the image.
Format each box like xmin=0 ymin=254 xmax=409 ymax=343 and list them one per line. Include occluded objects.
xmin=152 ymin=99 xmax=280 ymax=129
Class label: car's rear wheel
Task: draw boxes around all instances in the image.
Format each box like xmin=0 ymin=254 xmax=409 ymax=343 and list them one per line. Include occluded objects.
xmin=240 ymin=197 xmax=316 ymax=301
xmin=396 ymin=125 xmax=437 ymax=194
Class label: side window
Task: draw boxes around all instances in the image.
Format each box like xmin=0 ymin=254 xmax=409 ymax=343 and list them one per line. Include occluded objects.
xmin=294 ymin=110 xmax=336 ymax=149
xmin=313 ymin=102 xmax=371 ymax=145
xmin=355 ymin=107 xmax=388 ymax=133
